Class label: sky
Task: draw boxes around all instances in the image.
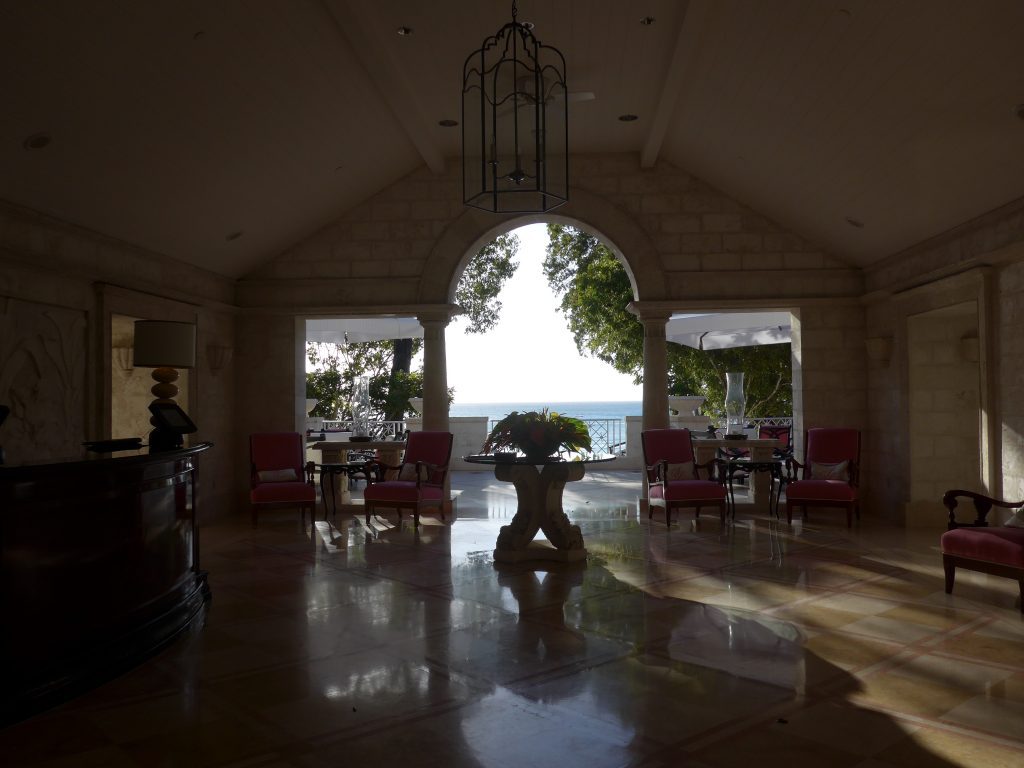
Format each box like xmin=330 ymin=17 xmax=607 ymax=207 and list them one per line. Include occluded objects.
xmin=444 ymin=224 xmax=643 ymax=403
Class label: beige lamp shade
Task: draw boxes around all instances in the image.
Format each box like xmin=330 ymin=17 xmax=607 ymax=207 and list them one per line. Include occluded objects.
xmin=133 ymin=321 xmax=196 ymax=368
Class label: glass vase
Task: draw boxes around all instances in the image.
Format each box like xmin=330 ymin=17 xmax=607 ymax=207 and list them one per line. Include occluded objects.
xmin=353 ymin=376 xmax=370 ymax=437
xmin=725 ymin=372 xmax=745 ymax=435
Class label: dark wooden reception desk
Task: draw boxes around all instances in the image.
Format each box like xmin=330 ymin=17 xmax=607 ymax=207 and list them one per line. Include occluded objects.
xmin=0 ymin=443 xmax=213 ymax=724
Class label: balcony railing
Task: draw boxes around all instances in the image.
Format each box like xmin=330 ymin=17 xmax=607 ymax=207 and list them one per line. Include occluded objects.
xmin=487 ymin=418 xmax=626 ymax=457
xmin=712 ymin=416 xmax=793 ymax=429
xmin=318 ymin=420 xmax=406 ymax=439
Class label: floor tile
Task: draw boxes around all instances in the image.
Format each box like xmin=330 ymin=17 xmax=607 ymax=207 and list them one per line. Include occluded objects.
xmin=4 ymin=471 xmax=1022 ymax=767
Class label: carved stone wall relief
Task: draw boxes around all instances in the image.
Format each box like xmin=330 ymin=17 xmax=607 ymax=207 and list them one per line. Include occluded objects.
xmin=0 ymin=297 xmax=87 ymax=462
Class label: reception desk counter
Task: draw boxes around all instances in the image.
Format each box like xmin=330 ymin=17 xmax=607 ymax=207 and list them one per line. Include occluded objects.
xmin=0 ymin=443 xmax=213 ymax=724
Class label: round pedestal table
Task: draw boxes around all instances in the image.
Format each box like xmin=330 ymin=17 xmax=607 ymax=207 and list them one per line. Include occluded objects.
xmin=463 ymin=454 xmax=615 ymax=564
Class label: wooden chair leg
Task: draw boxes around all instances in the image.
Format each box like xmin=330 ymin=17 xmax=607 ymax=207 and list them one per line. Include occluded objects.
xmin=943 ymin=556 xmax=956 ymax=594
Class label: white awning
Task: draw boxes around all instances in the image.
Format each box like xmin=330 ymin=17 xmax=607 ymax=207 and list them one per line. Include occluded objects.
xmin=306 ymin=317 xmax=424 ymax=344
xmin=666 ymin=312 xmax=791 ymax=350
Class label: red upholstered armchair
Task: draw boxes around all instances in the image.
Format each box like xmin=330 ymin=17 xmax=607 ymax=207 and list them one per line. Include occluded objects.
xmin=363 ymin=431 xmax=453 ymax=527
xmin=641 ymin=428 xmax=727 ymax=525
xmin=249 ymin=432 xmax=317 ymax=527
xmin=941 ymin=489 xmax=1024 ymax=613
xmin=784 ymin=428 xmax=860 ymax=526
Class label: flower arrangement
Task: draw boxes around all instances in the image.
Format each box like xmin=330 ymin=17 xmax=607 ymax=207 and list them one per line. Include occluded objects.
xmin=482 ymin=409 xmax=592 ymax=461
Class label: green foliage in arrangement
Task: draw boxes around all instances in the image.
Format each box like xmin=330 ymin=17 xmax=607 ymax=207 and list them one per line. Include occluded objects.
xmin=482 ymin=409 xmax=592 ymax=458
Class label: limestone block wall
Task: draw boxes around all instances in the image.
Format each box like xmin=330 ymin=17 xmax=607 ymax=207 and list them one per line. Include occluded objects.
xmin=791 ymin=303 xmax=866 ymax=433
xmin=238 ymin=154 xmax=862 ymax=309
xmin=863 ymin=198 xmax=1024 ymax=524
xmin=1000 ymin=259 xmax=1024 ymax=504
xmin=570 ymin=156 xmax=862 ymax=301
xmin=0 ymin=201 xmax=238 ymax=520
xmin=906 ymin=306 xmax=982 ymax=523
xmin=864 ymin=300 xmax=901 ymax=521
xmin=231 ymin=153 xmax=872 ymax=512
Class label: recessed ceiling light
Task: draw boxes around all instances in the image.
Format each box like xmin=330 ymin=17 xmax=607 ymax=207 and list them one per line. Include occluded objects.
xmin=225 ymin=231 xmax=243 ymax=241
xmin=640 ymin=16 xmax=656 ymax=26
xmin=845 ymin=217 xmax=864 ymax=229
xmin=438 ymin=119 xmax=458 ymax=127
xmin=396 ymin=26 xmax=413 ymax=36
xmin=618 ymin=114 xmax=639 ymax=122
xmin=22 ymin=132 xmax=51 ymax=150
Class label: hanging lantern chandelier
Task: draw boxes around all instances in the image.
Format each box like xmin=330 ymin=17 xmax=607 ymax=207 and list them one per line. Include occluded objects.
xmin=462 ymin=0 xmax=568 ymax=213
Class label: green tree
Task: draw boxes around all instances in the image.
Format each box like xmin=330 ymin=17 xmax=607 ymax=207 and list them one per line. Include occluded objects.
xmin=455 ymin=232 xmax=519 ymax=333
xmin=543 ymin=223 xmax=792 ymax=419
xmin=306 ymin=233 xmax=520 ymax=421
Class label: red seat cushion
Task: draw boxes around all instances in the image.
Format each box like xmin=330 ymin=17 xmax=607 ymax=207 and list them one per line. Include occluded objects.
xmin=941 ymin=527 xmax=1024 ymax=568
xmin=364 ymin=481 xmax=443 ymax=504
xmin=251 ymin=481 xmax=315 ymax=504
xmin=651 ymin=480 xmax=726 ymax=502
xmin=785 ymin=479 xmax=858 ymax=502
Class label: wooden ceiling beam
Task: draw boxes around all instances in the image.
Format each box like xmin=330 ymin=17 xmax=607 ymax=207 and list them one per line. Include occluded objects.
xmin=640 ymin=0 xmax=705 ymax=169
xmin=324 ymin=0 xmax=446 ymax=174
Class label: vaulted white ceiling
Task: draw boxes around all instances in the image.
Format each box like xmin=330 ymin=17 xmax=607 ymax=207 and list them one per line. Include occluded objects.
xmin=2 ymin=0 xmax=1023 ymax=278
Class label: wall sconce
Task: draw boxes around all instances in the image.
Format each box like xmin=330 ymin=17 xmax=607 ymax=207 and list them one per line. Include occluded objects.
xmin=865 ymin=336 xmax=893 ymax=366
xmin=112 ymin=345 xmax=134 ymax=375
xmin=206 ymin=344 xmax=233 ymax=374
xmin=959 ymin=334 xmax=980 ymax=362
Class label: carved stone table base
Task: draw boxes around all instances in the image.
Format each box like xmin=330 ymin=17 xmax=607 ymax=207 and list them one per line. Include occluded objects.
xmin=492 ymin=462 xmax=588 ymax=564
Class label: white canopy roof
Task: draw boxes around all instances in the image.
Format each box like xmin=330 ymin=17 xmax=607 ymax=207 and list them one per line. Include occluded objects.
xmin=666 ymin=312 xmax=791 ymax=350
xmin=306 ymin=317 xmax=423 ymax=344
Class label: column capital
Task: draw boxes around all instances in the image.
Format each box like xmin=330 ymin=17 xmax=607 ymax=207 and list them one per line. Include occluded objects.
xmin=627 ymin=301 xmax=673 ymax=324
xmin=416 ymin=304 xmax=460 ymax=327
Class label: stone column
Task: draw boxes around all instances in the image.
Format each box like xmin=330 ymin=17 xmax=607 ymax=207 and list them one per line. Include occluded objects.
xmin=417 ymin=310 xmax=452 ymax=433
xmin=638 ymin=311 xmax=671 ymax=430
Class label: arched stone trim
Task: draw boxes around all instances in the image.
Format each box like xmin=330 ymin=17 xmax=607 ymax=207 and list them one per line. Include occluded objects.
xmin=417 ymin=187 xmax=666 ymax=305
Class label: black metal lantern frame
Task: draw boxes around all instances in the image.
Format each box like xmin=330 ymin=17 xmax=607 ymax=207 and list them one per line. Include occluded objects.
xmin=462 ymin=2 xmax=568 ymax=213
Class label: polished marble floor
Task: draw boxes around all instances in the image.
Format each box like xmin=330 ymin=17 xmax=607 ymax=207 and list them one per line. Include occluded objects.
xmin=3 ymin=470 xmax=1023 ymax=767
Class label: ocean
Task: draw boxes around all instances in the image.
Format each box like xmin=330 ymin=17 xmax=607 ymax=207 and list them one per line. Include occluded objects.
xmin=449 ymin=401 xmax=642 ymax=425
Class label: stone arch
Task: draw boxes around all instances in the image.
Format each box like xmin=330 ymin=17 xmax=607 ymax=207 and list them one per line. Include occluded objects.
xmin=417 ymin=186 xmax=666 ymax=304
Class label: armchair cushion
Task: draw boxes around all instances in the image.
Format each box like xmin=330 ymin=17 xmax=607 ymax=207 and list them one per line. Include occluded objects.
xmin=941 ymin=526 xmax=1024 ymax=569
xmin=251 ymin=481 xmax=315 ymax=504
xmin=810 ymin=461 xmax=849 ymax=481
xmin=257 ymin=468 xmax=298 ymax=483
xmin=398 ymin=463 xmax=431 ymax=483
xmin=786 ymin=479 xmax=857 ymax=502
xmin=664 ymin=461 xmax=695 ymax=481
xmin=651 ymin=480 xmax=726 ymax=502
xmin=364 ymin=481 xmax=444 ymax=504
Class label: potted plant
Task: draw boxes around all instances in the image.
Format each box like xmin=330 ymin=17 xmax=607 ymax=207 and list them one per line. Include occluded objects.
xmin=482 ymin=409 xmax=592 ymax=462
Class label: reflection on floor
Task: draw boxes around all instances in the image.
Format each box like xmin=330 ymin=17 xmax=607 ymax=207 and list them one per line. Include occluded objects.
xmin=3 ymin=470 xmax=1023 ymax=767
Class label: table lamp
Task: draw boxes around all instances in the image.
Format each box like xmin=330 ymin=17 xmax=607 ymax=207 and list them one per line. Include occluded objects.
xmin=133 ymin=320 xmax=196 ymax=450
